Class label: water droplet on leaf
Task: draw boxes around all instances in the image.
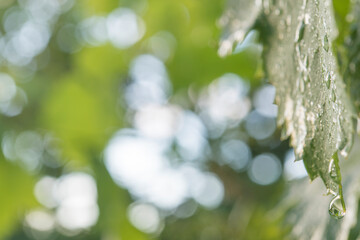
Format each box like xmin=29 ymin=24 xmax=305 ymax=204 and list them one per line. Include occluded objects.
xmin=326 ymin=73 xmax=331 ymax=89
xmin=328 ymin=159 xmax=337 ymax=179
xmin=332 ymin=89 xmax=336 ymax=102
xmin=295 ymin=20 xmax=306 ymax=42
xmin=323 ymin=34 xmax=329 ymax=52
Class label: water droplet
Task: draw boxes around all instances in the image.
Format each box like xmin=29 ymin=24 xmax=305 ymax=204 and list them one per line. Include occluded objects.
xmin=304 ymin=13 xmax=311 ymax=24
xmin=327 ymin=153 xmax=346 ymax=219
xmin=295 ymin=20 xmax=306 ymax=43
xmin=305 ymin=55 xmax=309 ymax=68
xmin=325 ymin=73 xmax=331 ymax=89
xmin=340 ymin=149 xmax=348 ymax=158
xmin=332 ymin=89 xmax=336 ymax=102
xmin=323 ymin=34 xmax=329 ymax=52
xmin=339 ymin=135 xmax=353 ymax=158
xmin=329 ymin=195 xmax=346 ymax=219
xmin=342 ymin=117 xmax=357 ymax=156
xmin=327 ymin=188 xmax=336 ymax=196
xmin=338 ymin=119 xmax=352 ymax=157
xmin=328 ymin=159 xmax=337 ymax=179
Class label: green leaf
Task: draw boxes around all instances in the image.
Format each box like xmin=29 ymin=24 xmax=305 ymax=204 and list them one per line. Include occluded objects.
xmin=221 ymin=0 xmax=356 ymax=212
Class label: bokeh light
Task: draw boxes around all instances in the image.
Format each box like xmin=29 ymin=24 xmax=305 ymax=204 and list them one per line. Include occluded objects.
xmin=248 ymin=153 xmax=282 ymax=185
xmin=175 ymin=111 xmax=208 ymax=161
xmin=25 ymin=209 xmax=55 ymax=232
xmin=128 ymin=203 xmax=162 ymax=234
xmin=148 ymin=31 xmax=177 ymax=61
xmin=283 ymin=149 xmax=307 ymax=181
xmin=55 ymin=173 xmax=99 ymax=231
xmin=253 ymin=84 xmax=278 ymax=118
xmin=24 ymin=209 xmax=55 ymax=239
xmin=0 ymin=73 xmax=16 ymax=102
xmin=14 ymin=131 xmax=43 ymax=171
xmin=190 ymin=173 xmax=224 ymax=209
xmin=245 ymin=110 xmax=277 ymax=140
xmin=174 ymin=200 xmax=198 ymax=219
xmin=0 ymin=87 xmax=27 ymax=116
xmin=34 ymin=176 xmax=58 ymax=209
xmin=126 ymin=54 xmax=170 ymax=109
xmin=107 ymin=8 xmax=145 ymax=49
xmin=134 ymin=104 xmax=182 ymax=140
xmin=220 ymin=139 xmax=251 ymax=171
xmin=198 ymin=73 xmax=251 ymax=131
xmin=79 ymin=16 xmax=108 ymax=47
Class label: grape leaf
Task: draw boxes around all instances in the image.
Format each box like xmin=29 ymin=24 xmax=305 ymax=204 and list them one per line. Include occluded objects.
xmin=220 ymin=0 xmax=356 ymax=213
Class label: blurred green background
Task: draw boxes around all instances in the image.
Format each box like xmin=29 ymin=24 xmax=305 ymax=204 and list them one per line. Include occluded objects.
xmin=0 ymin=0 xmax=331 ymax=239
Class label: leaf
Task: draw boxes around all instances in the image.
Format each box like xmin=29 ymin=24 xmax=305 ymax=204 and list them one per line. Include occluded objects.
xmin=220 ymin=0 xmax=356 ymax=212
xmin=273 ymin=136 xmax=360 ymax=240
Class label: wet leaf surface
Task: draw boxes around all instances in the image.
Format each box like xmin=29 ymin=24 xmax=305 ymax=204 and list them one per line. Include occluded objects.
xmin=220 ymin=0 xmax=357 ymax=215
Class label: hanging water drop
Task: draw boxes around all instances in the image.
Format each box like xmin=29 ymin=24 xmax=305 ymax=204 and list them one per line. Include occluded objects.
xmin=339 ymin=132 xmax=354 ymax=158
xmin=327 ymin=153 xmax=346 ymax=219
xmin=329 ymin=195 xmax=346 ymax=219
